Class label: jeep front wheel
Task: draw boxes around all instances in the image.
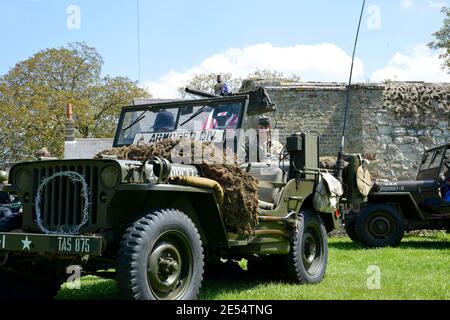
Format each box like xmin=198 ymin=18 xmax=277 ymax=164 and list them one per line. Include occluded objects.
xmin=117 ymin=209 xmax=204 ymax=300
xmin=355 ymin=204 xmax=405 ymax=248
xmin=281 ymin=209 xmax=328 ymax=284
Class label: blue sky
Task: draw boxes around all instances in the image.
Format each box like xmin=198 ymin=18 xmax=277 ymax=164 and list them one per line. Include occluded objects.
xmin=0 ymin=0 xmax=449 ymax=97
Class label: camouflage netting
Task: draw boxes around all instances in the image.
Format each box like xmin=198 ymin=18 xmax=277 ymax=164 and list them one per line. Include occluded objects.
xmin=95 ymin=140 xmax=259 ymax=234
xmin=319 ymin=156 xmax=349 ymax=170
xmin=384 ymin=84 xmax=449 ymax=119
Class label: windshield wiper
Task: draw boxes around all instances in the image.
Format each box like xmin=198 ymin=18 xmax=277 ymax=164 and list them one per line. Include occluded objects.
xmin=122 ymin=110 xmax=148 ymax=132
xmin=179 ymin=106 xmax=208 ymax=127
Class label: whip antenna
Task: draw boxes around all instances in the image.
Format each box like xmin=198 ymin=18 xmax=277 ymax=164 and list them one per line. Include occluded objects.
xmin=137 ymin=0 xmax=141 ymax=86
xmin=337 ymin=0 xmax=366 ymax=181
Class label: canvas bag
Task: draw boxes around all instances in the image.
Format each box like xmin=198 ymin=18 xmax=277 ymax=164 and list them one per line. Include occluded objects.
xmin=313 ymin=172 xmax=344 ymax=213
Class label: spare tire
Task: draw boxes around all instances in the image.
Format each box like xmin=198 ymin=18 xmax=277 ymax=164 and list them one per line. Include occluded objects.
xmin=356 ymin=166 xmax=372 ymax=198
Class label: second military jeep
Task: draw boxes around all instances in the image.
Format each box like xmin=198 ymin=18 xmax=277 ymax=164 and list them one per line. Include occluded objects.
xmin=345 ymin=143 xmax=450 ymax=248
xmin=0 ymin=90 xmax=363 ymax=300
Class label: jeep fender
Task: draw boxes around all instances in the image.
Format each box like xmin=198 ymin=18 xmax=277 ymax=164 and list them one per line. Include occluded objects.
xmin=115 ymin=184 xmax=229 ymax=249
xmin=367 ymin=192 xmax=425 ymax=221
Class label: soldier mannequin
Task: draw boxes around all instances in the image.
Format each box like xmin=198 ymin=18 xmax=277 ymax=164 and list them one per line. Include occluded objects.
xmin=214 ymin=75 xmax=231 ymax=96
xmin=257 ymin=116 xmax=283 ymax=157
xmin=245 ymin=116 xmax=284 ymax=162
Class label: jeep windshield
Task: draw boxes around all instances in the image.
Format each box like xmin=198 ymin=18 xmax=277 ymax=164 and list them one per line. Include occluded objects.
xmin=114 ymin=98 xmax=246 ymax=147
xmin=417 ymin=145 xmax=450 ymax=180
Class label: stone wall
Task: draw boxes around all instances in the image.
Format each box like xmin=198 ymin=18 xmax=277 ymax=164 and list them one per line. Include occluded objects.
xmin=241 ymin=80 xmax=450 ymax=181
xmin=373 ymin=83 xmax=450 ymax=180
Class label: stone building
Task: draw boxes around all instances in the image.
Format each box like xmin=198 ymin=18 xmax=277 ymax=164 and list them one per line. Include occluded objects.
xmin=241 ymin=80 xmax=450 ymax=181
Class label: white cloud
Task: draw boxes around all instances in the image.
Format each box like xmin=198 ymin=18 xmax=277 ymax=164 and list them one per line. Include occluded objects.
xmin=428 ymin=0 xmax=447 ymax=8
xmin=371 ymin=44 xmax=450 ymax=82
xmin=144 ymin=43 xmax=364 ymax=98
xmin=401 ymin=0 xmax=413 ymax=9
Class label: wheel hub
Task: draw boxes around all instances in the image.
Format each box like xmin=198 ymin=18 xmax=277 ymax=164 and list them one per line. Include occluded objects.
xmin=369 ymin=216 xmax=392 ymax=238
xmin=302 ymin=228 xmax=323 ymax=276
xmin=303 ymin=235 xmax=317 ymax=263
xmin=145 ymin=230 xmax=194 ymax=300
xmin=148 ymin=243 xmax=182 ymax=293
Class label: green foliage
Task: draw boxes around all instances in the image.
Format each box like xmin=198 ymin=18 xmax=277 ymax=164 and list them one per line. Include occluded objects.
xmin=0 ymin=42 xmax=149 ymax=164
xmin=178 ymin=70 xmax=301 ymax=98
xmin=178 ymin=73 xmax=242 ymax=98
xmin=248 ymin=69 xmax=301 ymax=82
xmin=56 ymin=235 xmax=449 ymax=300
xmin=429 ymin=7 xmax=450 ymax=71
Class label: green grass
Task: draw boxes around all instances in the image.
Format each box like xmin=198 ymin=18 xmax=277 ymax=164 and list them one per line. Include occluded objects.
xmin=56 ymin=234 xmax=450 ymax=300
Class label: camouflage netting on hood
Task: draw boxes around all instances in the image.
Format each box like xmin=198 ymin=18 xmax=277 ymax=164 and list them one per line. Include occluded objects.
xmin=95 ymin=139 xmax=259 ymax=234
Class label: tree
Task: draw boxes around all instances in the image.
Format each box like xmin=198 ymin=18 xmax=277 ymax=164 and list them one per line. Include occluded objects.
xmin=247 ymin=69 xmax=301 ymax=82
xmin=178 ymin=69 xmax=300 ymax=98
xmin=429 ymin=7 xmax=450 ymax=71
xmin=0 ymin=42 xmax=149 ymax=164
xmin=178 ymin=73 xmax=242 ymax=98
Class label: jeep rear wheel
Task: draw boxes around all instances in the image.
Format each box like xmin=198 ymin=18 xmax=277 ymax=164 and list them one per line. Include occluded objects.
xmin=117 ymin=209 xmax=204 ymax=300
xmin=281 ymin=209 xmax=328 ymax=284
xmin=355 ymin=204 xmax=405 ymax=248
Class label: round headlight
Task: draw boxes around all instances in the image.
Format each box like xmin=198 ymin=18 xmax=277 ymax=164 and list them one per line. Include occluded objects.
xmin=0 ymin=170 xmax=8 ymax=184
xmin=100 ymin=165 xmax=120 ymax=189
xmin=14 ymin=168 xmax=30 ymax=191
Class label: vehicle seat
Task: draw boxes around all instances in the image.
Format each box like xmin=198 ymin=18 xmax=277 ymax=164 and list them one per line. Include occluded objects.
xmin=243 ymin=163 xmax=287 ymax=209
xmin=422 ymin=198 xmax=450 ymax=214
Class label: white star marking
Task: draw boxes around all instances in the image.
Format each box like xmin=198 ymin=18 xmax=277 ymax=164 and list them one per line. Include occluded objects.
xmin=21 ymin=236 xmax=32 ymax=251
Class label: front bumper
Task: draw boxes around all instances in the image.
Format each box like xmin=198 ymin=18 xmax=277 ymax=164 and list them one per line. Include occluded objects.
xmin=0 ymin=233 xmax=103 ymax=256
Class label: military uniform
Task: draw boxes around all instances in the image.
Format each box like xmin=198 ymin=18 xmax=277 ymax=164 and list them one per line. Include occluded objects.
xmin=214 ymin=82 xmax=231 ymax=96
xmin=259 ymin=139 xmax=284 ymax=159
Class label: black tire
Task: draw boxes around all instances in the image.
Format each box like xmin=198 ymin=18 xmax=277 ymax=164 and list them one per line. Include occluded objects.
xmin=345 ymin=216 xmax=360 ymax=242
xmin=281 ymin=209 xmax=328 ymax=284
xmin=355 ymin=204 xmax=405 ymax=248
xmin=117 ymin=209 xmax=204 ymax=300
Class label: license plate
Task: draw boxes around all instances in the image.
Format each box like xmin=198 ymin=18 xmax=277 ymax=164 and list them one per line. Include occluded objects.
xmin=0 ymin=233 xmax=103 ymax=255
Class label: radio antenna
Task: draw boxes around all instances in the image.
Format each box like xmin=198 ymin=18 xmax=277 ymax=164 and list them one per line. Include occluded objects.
xmin=136 ymin=0 xmax=142 ymax=86
xmin=337 ymin=0 xmax=366 ymax=181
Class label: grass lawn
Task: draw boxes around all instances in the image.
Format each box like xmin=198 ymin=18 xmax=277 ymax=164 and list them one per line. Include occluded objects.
xmin=56 ymin=234 xmax=450 ymax=300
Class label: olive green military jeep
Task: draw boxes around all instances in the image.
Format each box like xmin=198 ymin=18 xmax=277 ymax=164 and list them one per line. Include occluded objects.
xmin=345 ymin=143 xmax=450 ymax=248
xmin=0 ymin=90 xmax=359 ymax=300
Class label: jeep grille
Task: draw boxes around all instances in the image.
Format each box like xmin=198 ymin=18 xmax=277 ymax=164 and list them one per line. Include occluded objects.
xmin=32 ymin=165 xmax=99 ymax=231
